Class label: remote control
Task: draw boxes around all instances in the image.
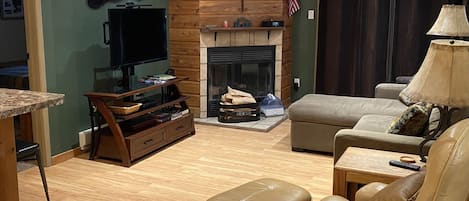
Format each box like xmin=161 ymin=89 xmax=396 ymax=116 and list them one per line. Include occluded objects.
xmin=389 ymin=160 xmax=421 ymax=171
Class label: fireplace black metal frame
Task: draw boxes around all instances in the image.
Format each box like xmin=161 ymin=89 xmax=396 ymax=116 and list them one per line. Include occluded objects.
xmin=207 ymin=45 xmax=276 ymax=117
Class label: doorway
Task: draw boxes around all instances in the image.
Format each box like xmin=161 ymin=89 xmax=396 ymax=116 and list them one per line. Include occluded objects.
xmin=0 ymin=0 xmax=32 ymax=143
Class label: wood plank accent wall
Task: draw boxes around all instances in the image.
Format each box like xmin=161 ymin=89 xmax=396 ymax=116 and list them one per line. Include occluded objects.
xmin=169 ymin=0 xmax=292 ymax=116
xmin=281 ymin=0 xmax=292 ymax=107
xmin=199 ymin=0 xmax=284 ymax=28
xmin=169 ymin=0 xmax=201 ymax=116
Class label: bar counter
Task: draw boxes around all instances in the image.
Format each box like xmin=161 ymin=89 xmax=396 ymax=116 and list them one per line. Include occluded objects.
xmin=0 ymin=88 xmax=64 ymax=201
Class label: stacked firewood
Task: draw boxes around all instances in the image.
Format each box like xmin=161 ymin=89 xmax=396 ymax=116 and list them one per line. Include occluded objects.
xmin=220 ymin=86 xmax=256 ymax=105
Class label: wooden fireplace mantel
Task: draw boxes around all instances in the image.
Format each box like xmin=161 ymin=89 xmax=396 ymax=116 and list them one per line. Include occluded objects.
xmin=200 ymin=27 xmax=284 ymax=33
xmin=200 ymin=27 xmax=284 ymax=41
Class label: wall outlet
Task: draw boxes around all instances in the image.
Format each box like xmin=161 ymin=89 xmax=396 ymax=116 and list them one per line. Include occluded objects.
xmin=308 ymin=10 xmax=315 ymax=20
xmin=294 ymin=77 xmax=301 ymax=88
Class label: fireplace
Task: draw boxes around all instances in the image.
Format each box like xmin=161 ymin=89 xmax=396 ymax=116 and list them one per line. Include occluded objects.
xmin=207 ymin=46 xmax=275 ymax=117
xmin=198 ymin=30 xmax=283 ymax=118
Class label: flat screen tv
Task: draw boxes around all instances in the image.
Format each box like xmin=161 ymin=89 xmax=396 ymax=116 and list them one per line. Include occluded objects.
xmin=108 ymin=8 xmax=167 ymax=68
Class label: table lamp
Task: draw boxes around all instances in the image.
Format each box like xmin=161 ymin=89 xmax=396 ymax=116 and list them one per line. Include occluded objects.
xmin=400 ymin=39 xmax=469 ymax=161
xmin=400 ymin=3 xmax=469 ymax=162
xmin=427 ymin=4 xmax=469 ymax=37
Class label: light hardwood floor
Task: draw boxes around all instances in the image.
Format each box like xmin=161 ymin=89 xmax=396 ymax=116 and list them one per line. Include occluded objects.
xmin=18 ymin=120 xmax=333 ymax=201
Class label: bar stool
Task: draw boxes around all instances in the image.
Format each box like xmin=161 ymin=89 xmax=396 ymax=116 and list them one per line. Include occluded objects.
xmin=16 ymin=140 xmax=50 ymax=201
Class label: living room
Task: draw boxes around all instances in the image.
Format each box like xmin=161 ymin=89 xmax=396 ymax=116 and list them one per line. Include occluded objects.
xmin=2 ymin=0 xmax=469 ymax=200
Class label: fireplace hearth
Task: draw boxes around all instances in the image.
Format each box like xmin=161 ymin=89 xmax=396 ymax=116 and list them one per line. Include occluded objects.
xmin=207 ymin=46 xmax=275 ymax=117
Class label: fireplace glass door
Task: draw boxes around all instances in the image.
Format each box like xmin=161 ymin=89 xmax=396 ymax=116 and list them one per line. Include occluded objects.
xmin=207 ymin=46 xmax=275 ymax=117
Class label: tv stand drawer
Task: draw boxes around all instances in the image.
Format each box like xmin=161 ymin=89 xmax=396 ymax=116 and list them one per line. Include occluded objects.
xmin=165 ymin=114 xmax=194 ymax=142
xmin=126 ymin=126 xmax=165 ymax=160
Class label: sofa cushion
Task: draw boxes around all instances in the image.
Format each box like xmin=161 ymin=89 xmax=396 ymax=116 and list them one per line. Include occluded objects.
xmin=289 ymin=94 xmax=407 ymax=127
xmin=353 ymin=115 xmax=396 ymax=132
xmin=387 ymin=102 xmax=431 ymax=136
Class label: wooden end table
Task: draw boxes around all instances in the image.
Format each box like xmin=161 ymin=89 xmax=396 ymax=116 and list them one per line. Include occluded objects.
xmin=333 ymin=147 xmax=425 ymax=201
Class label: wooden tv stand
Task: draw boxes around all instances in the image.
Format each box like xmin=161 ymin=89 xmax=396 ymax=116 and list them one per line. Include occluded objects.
xmin=84 ymin=77 xmax=195 ymax=167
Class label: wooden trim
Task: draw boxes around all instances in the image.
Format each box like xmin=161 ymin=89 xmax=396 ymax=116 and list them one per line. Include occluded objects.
xmin=313 ymin=0 xmax=320 ymax=93
xmin=200 ymin=26 xmax=284 ymax=32
xmin=52 ymin=147 xmax=83 ymax=165
xmin=23 ymin=1 xmax=52 ymax=166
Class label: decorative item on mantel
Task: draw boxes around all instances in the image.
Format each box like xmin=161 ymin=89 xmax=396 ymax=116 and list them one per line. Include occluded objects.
xmin=262 ymin=19 xmax=284 ymax=27
xmin=233 ymin=17 xmax=252 ymax=27
xmin=218 ymin=86 xmax=260 ymax=123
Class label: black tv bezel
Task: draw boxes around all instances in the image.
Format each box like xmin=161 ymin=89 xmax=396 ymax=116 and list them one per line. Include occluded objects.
xmin=108 ymin=8 xmax=168 ymax=69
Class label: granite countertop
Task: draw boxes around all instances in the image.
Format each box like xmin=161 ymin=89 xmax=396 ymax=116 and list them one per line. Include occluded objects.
xmin=0 ymin=88 xmax=64 ymax=119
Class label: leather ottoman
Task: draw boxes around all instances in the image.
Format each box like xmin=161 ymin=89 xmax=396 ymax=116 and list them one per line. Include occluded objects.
xmin=207 ymin=178 xmax=311 ymax=201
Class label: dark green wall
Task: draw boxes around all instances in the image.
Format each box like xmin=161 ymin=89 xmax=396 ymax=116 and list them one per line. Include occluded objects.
xmin=41 ymin=0 xmax=316 ymax=155
xmin=41 ymin=0 xmax=169 ymax=155
xmin=291 ymin=0 xmax=318 ymax=101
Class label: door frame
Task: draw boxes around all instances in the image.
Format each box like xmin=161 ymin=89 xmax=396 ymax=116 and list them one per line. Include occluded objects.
xmin=313 ymin=0 xmax=320 ymax=93
xmin=23 ymin=0 xmax=52 ymax=166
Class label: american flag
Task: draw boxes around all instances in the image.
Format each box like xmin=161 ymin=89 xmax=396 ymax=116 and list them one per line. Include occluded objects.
xmin=288 ymin=0 xmax=300 ymax=16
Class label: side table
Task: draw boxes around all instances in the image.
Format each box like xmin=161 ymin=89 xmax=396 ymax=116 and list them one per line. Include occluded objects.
xmin=333 ymin=147 xmax=425 ymax=201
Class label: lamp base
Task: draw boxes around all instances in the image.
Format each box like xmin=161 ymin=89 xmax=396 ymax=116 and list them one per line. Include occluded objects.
xmin=419 ymin=106 xmax=457 ymax=162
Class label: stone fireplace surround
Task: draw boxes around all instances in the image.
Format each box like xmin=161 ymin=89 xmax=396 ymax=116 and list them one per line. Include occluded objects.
xmin=199 ymin=30 xmax=283 ymax=118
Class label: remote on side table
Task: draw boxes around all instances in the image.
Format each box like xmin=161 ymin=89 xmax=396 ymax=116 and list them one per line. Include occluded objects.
xmin=0 ymin=88 xmax=64 ymax=201
xmin=333 ymin=147 xmax=425 ymax=201
xmin=84 ymin=76 xmax=195 ymax=167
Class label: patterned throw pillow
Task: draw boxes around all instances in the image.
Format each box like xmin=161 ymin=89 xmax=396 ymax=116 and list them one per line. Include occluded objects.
xmin=399 ymin=91 xmax=415 ymax=106
xmin=387 ymin=102 xmax=431 ymax=136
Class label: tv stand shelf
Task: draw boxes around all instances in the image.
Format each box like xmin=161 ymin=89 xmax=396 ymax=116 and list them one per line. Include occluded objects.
xmin=116 ymin=96 xmax=189 ymax=120
xmin=84 ymin=76 xmax=195 ymax=167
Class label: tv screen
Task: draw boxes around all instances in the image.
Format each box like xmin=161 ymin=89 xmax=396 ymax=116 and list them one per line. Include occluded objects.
xmin=108 ymin=8 xmax=167 ymax=67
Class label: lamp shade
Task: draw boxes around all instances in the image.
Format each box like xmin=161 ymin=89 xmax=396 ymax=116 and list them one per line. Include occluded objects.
xmin=427 ymin=4 xmax=469 ymax=37
xmin=400 ymin=39 xmax=469 ymax=108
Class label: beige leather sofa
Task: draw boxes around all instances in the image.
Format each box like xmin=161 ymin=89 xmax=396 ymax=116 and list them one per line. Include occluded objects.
xmin=288 ymin=83 xmax=408 ymax=153
xmin=333 ymin=114 xmax=431 ymax=163
xmin=323 ymin=118 xmax=469 ymax=201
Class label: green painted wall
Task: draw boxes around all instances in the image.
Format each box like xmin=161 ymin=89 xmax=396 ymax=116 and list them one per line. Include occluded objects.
xmin=41 ymin=0 xmax=169 ymax=155
xmin=291 ymin=0 xmax=318 ymax=101
xmin=40 ymin=0 xmax=316 ymax=154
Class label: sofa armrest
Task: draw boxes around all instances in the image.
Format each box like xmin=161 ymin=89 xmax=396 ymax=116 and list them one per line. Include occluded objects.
xmin=374 ymin=83 xmax=407 ymax=100
xmin=355 ymin=182 xmax=387 ymax=201
xmin=321 ymin=195 xmax=349 ymax=201
xmin=333 ymin=129 xmax=431 ymax=163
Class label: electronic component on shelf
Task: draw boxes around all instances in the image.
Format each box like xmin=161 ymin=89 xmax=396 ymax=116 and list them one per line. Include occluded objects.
xmin=152 ymin=112 xmax=171 ymax=123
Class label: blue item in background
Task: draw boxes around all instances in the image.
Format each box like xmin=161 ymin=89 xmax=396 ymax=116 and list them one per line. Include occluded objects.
xmin=260 ymin=94 xmax=285 ymax=117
